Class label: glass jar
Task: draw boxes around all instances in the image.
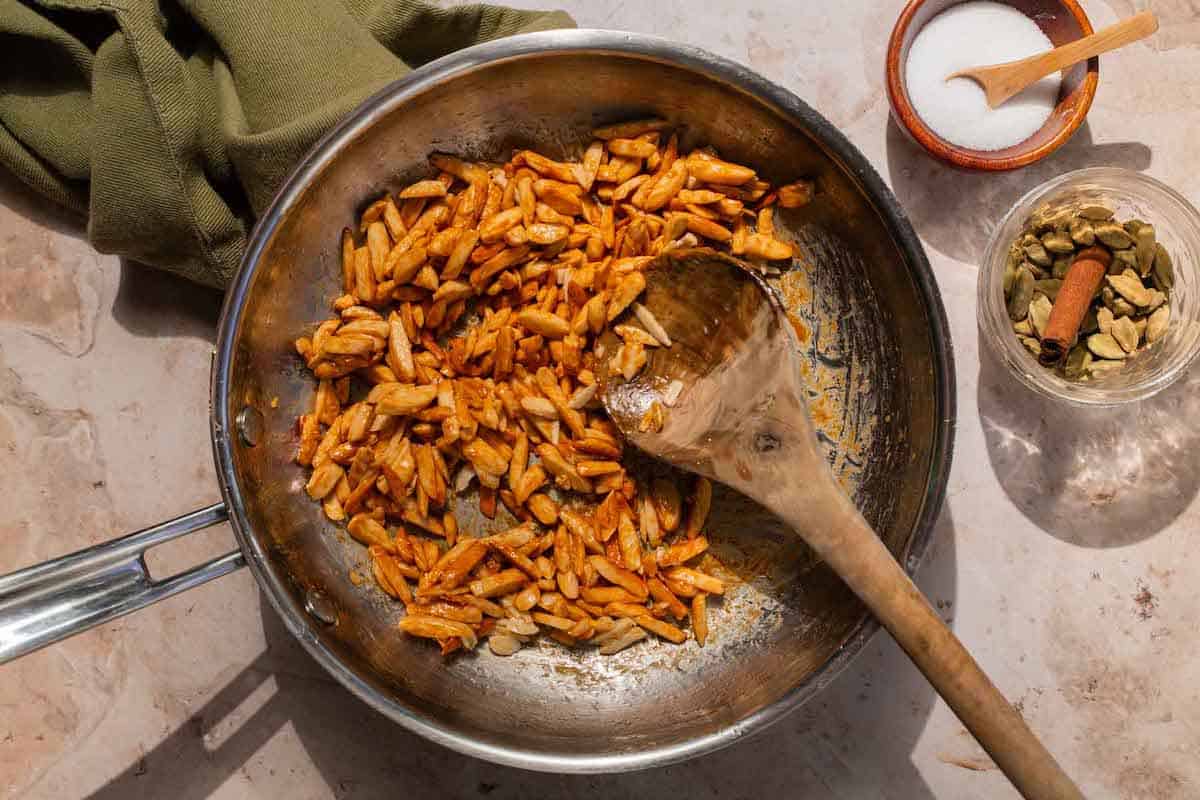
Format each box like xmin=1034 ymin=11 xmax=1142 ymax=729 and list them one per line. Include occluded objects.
xmin=978 ymin=167 xmax=1200 ymax=405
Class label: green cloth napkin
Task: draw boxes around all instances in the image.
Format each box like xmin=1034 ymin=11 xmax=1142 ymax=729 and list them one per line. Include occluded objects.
xmin=0 ymin=0 xmax=573 ymax=287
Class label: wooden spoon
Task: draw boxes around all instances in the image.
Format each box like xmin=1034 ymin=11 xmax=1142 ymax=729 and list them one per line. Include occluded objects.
xmin=949 ymin=10 xmax=1158 ymax=108
xmin=601 ymin=249 xmax=1083 ymax=800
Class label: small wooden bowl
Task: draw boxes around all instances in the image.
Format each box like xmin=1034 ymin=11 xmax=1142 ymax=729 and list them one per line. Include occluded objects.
xmin=886 ymin=0 xmax=1099 ymax=171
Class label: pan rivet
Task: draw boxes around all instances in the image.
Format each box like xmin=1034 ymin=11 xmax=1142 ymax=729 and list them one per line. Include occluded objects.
xmin=236 ymin=406 xmax=264 ymax=447
xmin=304 ymin=589 xmax=338 ymax=625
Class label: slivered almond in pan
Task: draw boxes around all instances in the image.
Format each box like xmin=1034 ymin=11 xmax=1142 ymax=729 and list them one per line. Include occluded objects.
xmin=294 ymin=124 xmax=812 ymax=656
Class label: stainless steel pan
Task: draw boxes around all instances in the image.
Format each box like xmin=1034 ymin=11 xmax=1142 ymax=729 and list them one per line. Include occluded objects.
xmin=0 ymin=30 xmax=954 ymax=773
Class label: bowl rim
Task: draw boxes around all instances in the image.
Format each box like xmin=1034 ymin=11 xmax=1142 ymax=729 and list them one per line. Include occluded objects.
xmin=885 ymin=0 xmax=1099 ymax=171
xmin=212 ymin=28 xmax=957 ymax=774
xmin=978 ymin=166 xmax=1200 ymax=406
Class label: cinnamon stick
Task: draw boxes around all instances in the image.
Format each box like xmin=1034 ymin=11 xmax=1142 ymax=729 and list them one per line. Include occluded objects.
xmin=1038 ymin=246 xmax=1112 ymax=365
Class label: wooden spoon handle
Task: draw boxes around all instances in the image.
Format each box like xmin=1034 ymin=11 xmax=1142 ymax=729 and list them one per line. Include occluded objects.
xmin=778 ymin=486 xmax=1083 ymax=800
xmin=981 ymin=11 xmax=1158 ymax=105
xmin=1022 ymin=11 xmax=1156 ymax=77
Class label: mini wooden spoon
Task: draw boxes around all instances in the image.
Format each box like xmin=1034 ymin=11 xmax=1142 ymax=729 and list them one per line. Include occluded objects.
xmin=601 ymin=249 xmax=1083 ymax=800
xmin=949 ymin=10 xmax=1158 ymax=108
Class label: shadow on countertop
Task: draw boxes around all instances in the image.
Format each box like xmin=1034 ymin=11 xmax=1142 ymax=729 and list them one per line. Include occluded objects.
xmin=977 ymin=331 xmax=1200 ymax=547
xmin=884 ymin=119 xmax=1152 ymax=266
xmin=0 ymin=168 xmax=86 ymax=241
xmin=112 ymin=259 xmax=223 ymax=343
xmin=85 ymin=511 xmax=960 ymax=800
xmin=1 ymin=165 xmax=224 ymax=343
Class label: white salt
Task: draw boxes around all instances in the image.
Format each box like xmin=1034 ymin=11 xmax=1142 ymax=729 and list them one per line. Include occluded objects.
xmin=905 ymin=1 xmax=1061 ymax=151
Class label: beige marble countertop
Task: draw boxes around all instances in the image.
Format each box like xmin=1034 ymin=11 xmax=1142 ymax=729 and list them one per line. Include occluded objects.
xmin=3 ymin=1 xmax=1198 ymax=797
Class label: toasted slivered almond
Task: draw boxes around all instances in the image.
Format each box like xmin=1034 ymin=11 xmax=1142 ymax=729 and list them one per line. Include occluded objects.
xmin=613 ymin=324 xmax=661 ymax=348
xmin=497 ymin=616 xmax=540 ymax=637
xmin=638 ymin=401 xmax=665 ymax=433
xmin=577 ymin=460 xmax=622 ymax=478
xmin=512 ymin=583 xmax=541 ymax=612
xmin=636 ymin=614 xmax=687 ymax=643
xmin=463 ymin=437 xmax=508 ymax=477
xmin=744 ymin=232 xmax=793 ymax=261
xmin=442 ymin=228 xmax=478 ymax=281
xmin=536 ymin=444 xmax=591 ymax=493
xmin=677 ymin=189 xmax=725 ymax=205
xmin=607 ymin=272 xmax=646 ymax=322
xmin=647 ymin=577 xmax=687 ymax=620
xmin=607 ymin=138 xmax=658 ymax=159
xmin=432 ymin=280 xmax=472 ymax=303
xmin=470 ymin=569 xmax=527 ymax=598
xmin=340 ymin=228 xmax=356 ymax=292
xmin=533 ymin=179 xmax=583 ymax=215
xmin=527 ymin=223 xmax=569 ymax=245
xmin=692 ymin=594 xmax=709 ymax=646
xmin=778 ymin=179 xmax=814 ymax=208
xmin=422 ymin=602 xmax=484 ymax=625
xmin=632 ymin=302 xmax=672 ymax=346
xmin=398 ymin=614 xmax=477 ymax=649
xmin=592 ymin=118 xmax=670 ymax=141
xmin=519 ymin=151 xmax=577 ymax=183
xmin=375 ymin=383 xmax=438 ymax=416
xmin=685 ymin=154 xmax=755 ymax=185
xmin=386 ymin=245 xmax=428 ymax=285
xmin=594 ymin=616 xmax=635 ymax=644
xmin=512 ymin=464 xmax=547 ymax=505
xmin=639 ymin=496 xmax=661 ymax=547
xmin=567 ymin=382 xmax=598 ymax=410
xmin=483 ymin=523 xmax=537 ymax=549
xmin=662 ymin=576 xmax=698 ymax=599
xmin=371 ymin=548 xmax=413 ymax=603
xmin=560 ymin=509 xmax=601 ymax=553
xmin=399 ymin=180 xmax=449 ymax=199
xmin=614 ymin=340 xmax=647 ymax=381
xmin=650 ymin=478 xmax=682 ymax=531
xmin=581 ymin=585 xmax=640 ymax=605
xmin=642 ymin=159 xmax=688 ymax=212
xmin=531 ymin=611 xmax=575 ymax=631
xmin=429 ymin=153 xmax=488 ymax=186
xmin=479 ymin=206 xmax=524 ymax=243
xmin=662 ymin=232 xmax=699 ymax=254
xmin=588 ymin=556 xmax=648 ymax=599
xmin=662 ymin=379 xmax=684 ymax=407
xmin=347 ymin=513 xmax=392 ymax=550
xmin=575 ymin=434 xmax=621 ymax=460
xmin=663 ymin=567 xmax=724 ymax=595
xmin=678 ymin=213 xmax=732 ymax=242
xmin=519 ymin=396 xmax=559 ymax=419
xmin=567 ymin=617 xmax=595 ymax=639
xmin=516 ymin=308 xmax=570 ymax=339
xmin=453 ymin=463 xmax=477 ymax=494
xmin=528 ymin=494 xmax=559 ymax=525
xmin=616 ymin=512 xmax=642 ymax=572
xmin=556 ymin=569 xmax=580 ymax=599
xmin=305 ymin=462 xmax=344 ymax=500
xmin=598 ymin=625 xmax=647 ymax=655
xmin=488 ymin=633 xmax=522 ymax=656
xmin=321 ymin=334 xmax=376 ymax=357
xmin=576 ymin=141 xmax=604 ymax=191
xmin=685 ymin=477 xmax=712 ymax=537
xmin=597 ymin=623 xmax=648 ymax=652
xmin=657 ymin=535 xmax=708 ymax=567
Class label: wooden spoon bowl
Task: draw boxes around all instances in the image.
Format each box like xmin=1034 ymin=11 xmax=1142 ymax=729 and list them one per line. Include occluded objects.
xmin=602 ymin=249 xmax=1083 ymax=800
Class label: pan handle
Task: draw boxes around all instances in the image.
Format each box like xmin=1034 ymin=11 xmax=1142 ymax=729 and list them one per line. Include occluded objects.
xmin=0 ymin=503 xmax=244 ymax=663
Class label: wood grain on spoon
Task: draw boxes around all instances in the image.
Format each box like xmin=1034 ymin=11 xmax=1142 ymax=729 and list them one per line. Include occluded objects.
xmin=949 ymin=10 xmax=1158 ymax=108
xmin=602 ymin=249 xmax=1083 ymax=800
